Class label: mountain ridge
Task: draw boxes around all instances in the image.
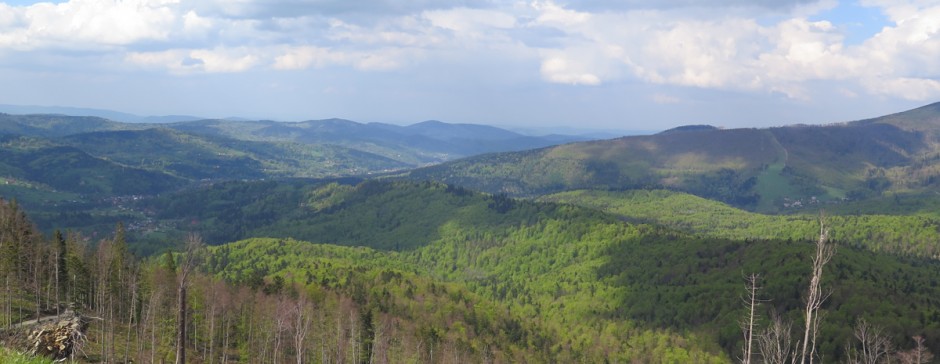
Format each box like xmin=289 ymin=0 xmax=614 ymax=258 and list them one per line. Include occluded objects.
xmin=404 ymin=101 xmax=940 ymax=212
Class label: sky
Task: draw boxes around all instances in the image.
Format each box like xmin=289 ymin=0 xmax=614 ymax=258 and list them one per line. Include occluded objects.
xmin=0 ymin=0 xmax=939 ymax=131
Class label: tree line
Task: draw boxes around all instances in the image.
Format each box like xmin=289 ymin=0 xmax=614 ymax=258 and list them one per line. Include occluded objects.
xmin=0 ymin=198 xmax=552 ymax=363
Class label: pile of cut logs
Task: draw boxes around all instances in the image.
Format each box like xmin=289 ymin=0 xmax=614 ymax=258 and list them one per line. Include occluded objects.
xmin=0 ymin=310 xmax=88 ymax=361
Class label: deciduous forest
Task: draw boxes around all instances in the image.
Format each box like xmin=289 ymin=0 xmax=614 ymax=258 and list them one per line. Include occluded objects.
xmin=4 ymin=179 xmax=940 ymax=363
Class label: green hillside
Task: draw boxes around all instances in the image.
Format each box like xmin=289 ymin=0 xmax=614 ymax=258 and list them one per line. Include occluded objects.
xmin=62 ymin=128 xmax=410 ymax=180
xmin=203 ymin=238 xmax=568 ymax=362
xmin=141 ymin=179 xmax=559 ymax=248
xmin=405 ymin=102 xmax=940 ymax=212
xmin=7 ymin=179 xmax=940 ymax=362
xmin=859 ymin=101 xmax=940 ymax=133
xmin=140 ymin=180 xmax=940 ymax=361
xmin=166 ymin=118 xmax=586 ymax=165
xmin=541 ymin=189 xmax=940 ymax=258
xmin=0 ymin=137 xmax=185 ymax=196
xmin=11 ymin=102 xmax=940 ymax=363
xmin=0 ymin=113 xmax=130 ymax=137
xmin=0 ymin=113 xmax=586 ymax=216
xmin=407 ymin=128 xmax=778 ymax=204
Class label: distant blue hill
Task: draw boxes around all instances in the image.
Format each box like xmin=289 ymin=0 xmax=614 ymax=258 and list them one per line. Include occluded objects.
xmin=0 ymin=104 xmax=202 ymax=123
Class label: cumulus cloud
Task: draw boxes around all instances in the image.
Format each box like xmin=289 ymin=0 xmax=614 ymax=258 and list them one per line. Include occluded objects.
xmin=865 ymin=77 xmax=940 ymax=100
xmin=523 ymin=0 xmax=940 ymax=100
xmin=2 ymin=0 xmax=940 ymax=103
xmin=539 ymin=57 xmax=601 ymax=85
xmin=0 ymin=0 xmax=178 ymax=49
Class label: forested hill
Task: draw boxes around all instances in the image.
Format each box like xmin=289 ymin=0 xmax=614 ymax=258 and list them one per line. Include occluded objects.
xmin=0 ymin=113 xmax=589 ymax=213
xmin=404 ymin=101 xmax=940 ymax=212
xmin=135 ymin=180 xmax=940 ymax=361
xmin=0 ymin=113 xmax=588 ymax=167
xmin=6 ymin=182 xmax=940 ymax=362
xmin=125 ymin=179 xmax=940 ymax=260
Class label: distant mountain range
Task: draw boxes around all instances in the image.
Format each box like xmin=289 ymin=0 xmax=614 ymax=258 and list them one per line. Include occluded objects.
xmin=0 ymin=112 xmax=589 ymax=199
xmin=0 ymin=104 xmax=203 ymax=123
xmin=0 ymin=104 xmax=642 ymax=137
xmin=7 ymin=101 xmax=940 ymax=213
xmin=405 ymin=101 xmax=940 ymax=212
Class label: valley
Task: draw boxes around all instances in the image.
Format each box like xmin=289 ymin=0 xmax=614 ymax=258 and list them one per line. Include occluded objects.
xmin=4 ymin=103 xmax=940 ymax=363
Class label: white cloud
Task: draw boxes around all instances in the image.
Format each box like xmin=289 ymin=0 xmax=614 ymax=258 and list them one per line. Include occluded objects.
xmin=850 ymin=2 xmax=940 ymax=99
xmin=126 ymin=47 xmax=259 ymax=74
xmin=532 ymin=1 xmax=590 ymax=27
xmin=272 ymin=46 xmax=328 ymax=70
xmin=186 ymin=0 xmax=489 ymax=19
xmin=2 ymin=0 xmax=940 ymax=104
xmin=182 ymin=10 xmax=212 ymax=34
xmin=524 ymin=0 xmax=940 ymax=101
xmin=636 ymin=18 xmax=766 ymax=89
xmin=273 ymin=45 xmax=409 ymax=71
xmin=191 ymin=47 xmax=259 ymax=72
xmin=539 ymin=56 xmax=601 ymax=85
xmin=864 ymin=77 xmax=940 ymax=100
xmin=326 ymin=17 xmax=444 ymax=47
xmin=0 ymin=3 xmax=19 ymax=28
xmin=3 ymin=0 xmax=179 ymax=49
xmin=423 ymin=8 xmax=516 ymax=33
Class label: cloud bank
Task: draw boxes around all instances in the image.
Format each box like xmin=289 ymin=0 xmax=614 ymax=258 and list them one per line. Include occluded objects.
xmin=1 ymin=0 xmax=939 ymax=126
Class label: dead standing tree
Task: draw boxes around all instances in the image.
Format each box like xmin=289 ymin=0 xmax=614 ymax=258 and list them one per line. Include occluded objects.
xmin=176 ymin=234 xmax=203 ymax=364
xmin=798 ymin=218 xmax=835 ymax=364
xmin=757 ymin=309 xmax=793 ymax=364
xmin=740 ymin=273 xmax=762 ymax=364
xmin=844 ymin=318 xmax=893 ymax=364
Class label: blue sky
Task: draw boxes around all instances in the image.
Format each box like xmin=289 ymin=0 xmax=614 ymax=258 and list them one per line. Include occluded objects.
xmin=0 ymin=0 xmax=937 ymax=131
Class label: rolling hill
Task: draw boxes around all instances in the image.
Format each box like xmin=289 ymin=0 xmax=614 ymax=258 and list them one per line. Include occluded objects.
xmin=0 ymin=135 xmax=186 ymax=196
xmin=122 ymin=179 xmax=940 ymax=361
xmin=163 ymin=117 xmax=589 ymax=165
xmin=404 ymin=102 xmax=940 ymax=212
xmin=9 ymin=102 xmax=940 ymax=363
xmin=61 ymin=128 xmax=410 ymax=180
xmin=0 ymin=112 xmax=588 ymax=185
xmin=0 ymin=112 xmax=587 ymax=217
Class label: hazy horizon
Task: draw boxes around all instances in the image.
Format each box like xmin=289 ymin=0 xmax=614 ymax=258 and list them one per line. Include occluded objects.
xmin=1 ymin=0 xmax=938 ymax=130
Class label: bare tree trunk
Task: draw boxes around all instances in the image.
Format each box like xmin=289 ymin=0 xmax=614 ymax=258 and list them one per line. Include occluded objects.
xmin=208 ymin=303 xmax=215 ymax=364
xmin=758 ymin=310 xmax=793 ymax=364
xmin=350 ymin=310 xmax=359 ymax=364
xmin=845 ymin=318 xmax=892 ymax=364
xmin=54 ymin=247 xmax=59 ymax=317
xmin=176 ymin=285 xmax=187 ymax=364
xmin=741 ymin=273 xmax=761 ymax=364
xmin=150 ymin=296 xmax=158 ymax=364
xmin=33 ymin=250 xmax=42 ymax=320
xmin=900 ymin=335 xmax=935 ymax=364
xmin=798 ymin=219 xmax=835 ymax=364
xmin=4 ymin=275 xmax=11 ymax=328
xmin=293 ymin=293 xmax=312 ymax=364
xmin=246 ymin=306 xmax=254 ymax=364
xmin=124 ymin=274 xmax=137 ymax=364
xmin=221 ymin=310 xmax=230 ymax=364
xmin=176 ymin=234 xmax=203 ymax=364
xmin=108 ymin=294 xmax=115 ymax=362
